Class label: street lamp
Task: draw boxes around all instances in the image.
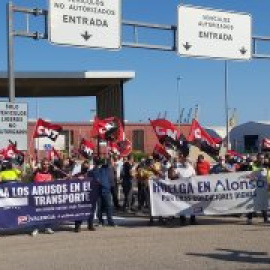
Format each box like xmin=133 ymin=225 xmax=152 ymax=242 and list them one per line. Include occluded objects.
xmin=177 ymin=76 xmax=183 ymax=123
xmin=225 ymin=61 xmax=230 ymax=151
xmin=90 ymin=109 xmax=96 ymax=121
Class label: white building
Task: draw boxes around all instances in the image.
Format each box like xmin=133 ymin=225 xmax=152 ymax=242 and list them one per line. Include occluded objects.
xmin=229 ymin=121 xmax=270 ymax=153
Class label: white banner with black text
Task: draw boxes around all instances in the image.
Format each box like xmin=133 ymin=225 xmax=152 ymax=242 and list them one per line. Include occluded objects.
xmin=149 ymin=172 xmax=268 ymax=217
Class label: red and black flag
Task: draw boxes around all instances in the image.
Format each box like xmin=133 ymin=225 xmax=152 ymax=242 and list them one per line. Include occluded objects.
xmin=108 ymin=141 xmax=120 ymax=156
xmin=226 ymin=150 xmax=243 ymax=159
xmin=1 ymin=141 xmax=25 ymax=165
xmin=33 ymin=118 xmax=63 ymax=142
xmin=150 ymin=119 xmax=180 ymax=144
xmin=117 ymin=139 xmax=132 ymax=157
xmin=91 ymin=116 xmax=124 ymax=142
xmin=188 ymin=119 xmax=221 ymax=156
xmin=79 ymin=138 xmax=95 ymax=159
xmin=150 ymin=118 xmax=189 ymax=156
xmin=108 ymin=138 xmax=132 ymax=157
xmin=261 ymin=138 xmax=270 ymax=151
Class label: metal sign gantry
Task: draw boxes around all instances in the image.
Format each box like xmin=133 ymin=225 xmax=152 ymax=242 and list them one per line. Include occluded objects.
xmin=7 ymin=4 xmax=270 ymax=98
xmin=7 ymin=3 xmax=270 ymax=152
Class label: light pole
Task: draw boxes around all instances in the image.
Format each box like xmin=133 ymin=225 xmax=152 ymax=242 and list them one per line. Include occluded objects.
xmin=225 ymin=61 xmax=230 ymax=151
xmin=177 ymin=76 xmax=183 ymax=123
xmin=90 ymin=109 xmax=96 ymax=120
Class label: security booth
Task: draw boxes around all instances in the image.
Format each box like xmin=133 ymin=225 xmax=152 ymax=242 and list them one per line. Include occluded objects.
xmin=0 ymin=71 xmax=135 ymax=119
xmin=0 ymin=71 xmax=135 ymax=153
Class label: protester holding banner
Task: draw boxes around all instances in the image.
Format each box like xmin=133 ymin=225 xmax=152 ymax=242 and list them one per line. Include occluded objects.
xmin=137 ymin=156 xmax=165 ymax=225
xmin=238 ymin=156 xmax=253 ymax=172
xmin=168 ymin=153 xmax=197 ymax=225
xmin=246 ymin=153 xmax=269 ymax=224
xmin=195 ymin=154 xmax=211 ymax=175
xmin=61 ymin=157 xmax=76 ymax=177
xmin=210 ymin=156 xmax=234 ymax=174
xmin=33 ymin=158 xmax=55 ymax=183
xmin=74 ymin=160 xmax=96 ymax=233
xmin=31 ymin=158 xmax=56 ymax=236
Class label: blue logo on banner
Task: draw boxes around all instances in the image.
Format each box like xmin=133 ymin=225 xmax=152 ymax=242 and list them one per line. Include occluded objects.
xmin=44 ymin=144 xmax=52 ymax=151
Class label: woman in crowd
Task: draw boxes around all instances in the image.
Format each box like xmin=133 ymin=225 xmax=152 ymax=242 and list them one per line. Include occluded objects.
xmin=31 ymin=158 xmax=56 ymax=236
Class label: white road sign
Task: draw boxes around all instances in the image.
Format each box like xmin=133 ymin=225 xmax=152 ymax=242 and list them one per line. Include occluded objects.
xmin=0 ymin=102 xmax=28 ymax=150
xmin=48 ymin=0 xmax=121 ymax=50
xmin=177 ymin=5 xmax=252 ymax=60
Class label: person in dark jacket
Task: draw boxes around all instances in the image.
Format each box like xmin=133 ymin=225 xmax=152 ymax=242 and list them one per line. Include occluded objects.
xmin=74 ymin=160 xmax=96 ymax=233
xmin=108 ymin=157 xmax=120 ymax=209
xmin=91 ymin=158 xmax=115 ymax=227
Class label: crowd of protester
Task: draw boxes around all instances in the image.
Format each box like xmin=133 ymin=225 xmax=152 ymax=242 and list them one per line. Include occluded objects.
xmin=0 ymin=150 xmax=269 ymax=236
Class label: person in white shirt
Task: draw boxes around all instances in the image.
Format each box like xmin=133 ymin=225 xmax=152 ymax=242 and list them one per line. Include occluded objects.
xmin=169 ymin=153 xmax=197 ymax=225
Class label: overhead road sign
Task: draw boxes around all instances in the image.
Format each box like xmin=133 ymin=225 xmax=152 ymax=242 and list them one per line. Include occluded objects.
xmin=177 ymin=5 xmax=252 ymax=60
xmin=0 ymin=102 xmax=28 ymax=150
xmin=48 ymin=0 xmax=121 ymax=50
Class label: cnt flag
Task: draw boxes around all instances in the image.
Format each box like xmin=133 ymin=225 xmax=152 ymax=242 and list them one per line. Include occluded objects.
xmin=0 ymin=141 xmax=25 ymax=165
xmin=108 ymin=141 xmax=120 ymax=156
xmin=187 ymin=119 xmax=221 ymax=156
xmin=150 ymin=118 xmax=189 ymax=156
xmin=108 ymin=138 xmax=132 ymax=157
xmin=33 ymin=118 xmax=62 ymax=142
xmin=117 ymin=139 xmax=132 ymax=157
xmin=150 ymin=119 xmax=180 ymax=144
xmin=79 ymin=138 xmax=95 ymax=159
xmin=91 ymin=116 xmax=124 ymax=142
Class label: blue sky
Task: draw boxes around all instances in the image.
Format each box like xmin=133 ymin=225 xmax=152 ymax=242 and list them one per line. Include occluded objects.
xmin=1 ymin=0 xmax=270 ymax=126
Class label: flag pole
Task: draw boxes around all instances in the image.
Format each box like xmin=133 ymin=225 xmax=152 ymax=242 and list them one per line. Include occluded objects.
xmin=36 ymin=98 xmax=40 ymax=161
xmin=28 ymin=118 xmax=39 ymax=163
xmin=225 ymin=61 xmax=230 ymax=151
xmin=97 ymin=137 xmax=100 ymax=158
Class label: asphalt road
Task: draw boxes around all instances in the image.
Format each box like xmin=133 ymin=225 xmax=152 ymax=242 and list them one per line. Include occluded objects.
xmin=0 ymin=216 xmax=269 ymax=270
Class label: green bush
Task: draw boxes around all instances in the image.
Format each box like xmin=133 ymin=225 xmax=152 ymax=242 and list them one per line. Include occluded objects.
xmin=131 ymin=151 xmax=148 ymax=162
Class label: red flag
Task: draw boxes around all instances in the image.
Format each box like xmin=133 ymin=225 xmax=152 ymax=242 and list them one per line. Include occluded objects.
xmin=150 ymin=119 xmax=180 ymax=143
xmin=79 ymin=138 xmax=95 ymax=159
xmin=153 ymin=144 xmax=171 ymax=161
xmin=150 ymin=119 xmax=189 ymax=156
xmin=188 ymin=119 xmax=220 ymax=156
xmin=1 ymin=142 xmax=25 ymax=165
xmin=108 ymin=141 xmax=120 ymax=156
xmin=33 ymin=118 xmax=62 ymax=142
xmin=213 ymin=137 xmax=222 ymax=145
xmin=227 ymin=150 xmax=243 ymax=159
xmin=5 ymin=144 xmax=16 ymax=159
xmin=117 ymin=139 xmax=132 ymax=157
xmin=91 ymin=116 xmax=124 ymax=142
xmin=262 ymin=138 xmax=270 ymax=150
xmin=108 ymin=139 xmax=132 ymax=157
xmin=47 ymin=146 xmax=61 ymax=161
